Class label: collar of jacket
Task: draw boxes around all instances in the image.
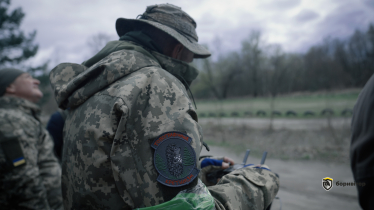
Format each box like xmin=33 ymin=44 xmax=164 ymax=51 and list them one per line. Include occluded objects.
xmin=119 ymin=30 xmax=163 ymax=54
xmin=150 ymin=50 xmax=198 ymax=86
xmin=83 ymin=40 xmax=198 ymax=86
xmin=50 ymin=41 xmax=199 ymax=109
xmin=0 ymin=96 xmax=41 ymax=116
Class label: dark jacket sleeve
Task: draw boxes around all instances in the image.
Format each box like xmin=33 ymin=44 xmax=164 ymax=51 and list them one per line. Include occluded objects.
xmin=350 ymin=74 xmax=374 ymax=210
xmin=46 ymin=111 xmax=65 ymax=161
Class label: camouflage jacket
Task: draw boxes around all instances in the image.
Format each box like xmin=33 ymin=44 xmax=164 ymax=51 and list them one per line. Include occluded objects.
xmin=50 ymin=40 xmax=279 ymax=210
xmin=0 ymin=96 xmax=63 ymax=210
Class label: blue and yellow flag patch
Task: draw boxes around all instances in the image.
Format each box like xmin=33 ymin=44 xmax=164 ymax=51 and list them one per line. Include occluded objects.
xmin=0 ymin=138 xmax=26 ymax=169
xmin=13 ymin=157 xmax=26 ymax=167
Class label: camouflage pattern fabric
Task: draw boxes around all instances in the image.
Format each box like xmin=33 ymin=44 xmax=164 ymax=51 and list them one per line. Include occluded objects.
xmin=49 ymin=40 xmax=279 ymax=209
xmin=199 ymin=157 xmax=224 ymax=187
xmin=209 ymin=167 xmax=279 ymax=210
xmin=0 ymin=96 xmax=63 ymax=210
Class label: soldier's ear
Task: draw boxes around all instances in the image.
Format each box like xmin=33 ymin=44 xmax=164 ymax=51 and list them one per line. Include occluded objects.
xmin=5 ymin=83 xmax=16 ymax=94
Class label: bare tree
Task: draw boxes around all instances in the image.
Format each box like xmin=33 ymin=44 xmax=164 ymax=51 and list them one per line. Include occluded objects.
xmin=198 ymin=48 xmax=242 ymax=99
xmin=241 ymin=31 xmax=264 ymax=97
xmin=216 ymin=52 xmax=242 ymax=99
xmin=200 ymin=58 xmax=223 ymax=99
xmin=265 ymin=45 xmax=289 ymax=130
xmin=191 ymin=23 xmax=374 ymax=100
xmin=266 ymin=45 xmax=289 ymax=97
xmin=347 ymin=27 xmax=374 ymax=86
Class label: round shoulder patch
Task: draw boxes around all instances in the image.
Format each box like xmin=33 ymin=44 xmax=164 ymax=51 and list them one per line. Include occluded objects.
xmin=151 ymin=132 xmax=199 ymax=187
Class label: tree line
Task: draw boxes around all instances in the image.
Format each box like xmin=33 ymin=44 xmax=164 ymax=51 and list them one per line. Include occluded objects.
xmin=0 ymin=0 xmax=52 ymax=107
xmin=191 ymin=24 xmax=374 ymax=99
xmin=1 ymin=0 xmax=373 ymax=106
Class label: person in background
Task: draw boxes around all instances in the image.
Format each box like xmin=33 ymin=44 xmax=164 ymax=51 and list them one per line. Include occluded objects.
xmin=46 ymin=109 xmax=68 ymax=161
xmin=351 ymin=73 xmax=374 ymax=210
xmin=0 ymin=68 xmax=63 ymax=210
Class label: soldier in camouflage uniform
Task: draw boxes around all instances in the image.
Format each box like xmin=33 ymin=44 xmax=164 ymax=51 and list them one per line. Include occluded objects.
xmin=49 ymin=3 xmax=279 ymax=210
xmin=0 ymin=68 xmax=63 ymax=210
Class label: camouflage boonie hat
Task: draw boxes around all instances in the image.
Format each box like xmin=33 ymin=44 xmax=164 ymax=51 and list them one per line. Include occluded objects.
xmin=116 ymin=3 xmax=211 ymax=58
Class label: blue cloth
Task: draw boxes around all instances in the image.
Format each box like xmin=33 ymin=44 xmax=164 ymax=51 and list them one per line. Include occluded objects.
xmin=244 ymin=164 xmax=271 ymax=171
xmin=244 ymin=164 xmax=254 ymax=167
xmin=46 ymin=111 xmax=65 ymax=161
xmin=254 ymin=167 xmax=271 ymax=171
xmin=201 ymin=158 xmax=223 ymax=168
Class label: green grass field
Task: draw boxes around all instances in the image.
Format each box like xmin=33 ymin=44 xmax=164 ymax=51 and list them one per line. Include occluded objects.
xmin=195 ymin=89 xmax=361 ymax=118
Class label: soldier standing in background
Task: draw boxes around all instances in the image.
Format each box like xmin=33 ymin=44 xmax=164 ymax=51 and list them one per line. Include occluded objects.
xmin=351 ymin=73 xmax=374 ymax=210
xmin=50 ymin=3 xmax=279 ymax=209
xmin=46 ymin=109 xmax=68 ymax=162
xmin=0 ymin=68 xmax=63 ymax=210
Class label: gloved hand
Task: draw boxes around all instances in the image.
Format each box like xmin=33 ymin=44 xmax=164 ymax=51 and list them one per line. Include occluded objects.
xmin=199 ymin=157 xmax=235 ymax=186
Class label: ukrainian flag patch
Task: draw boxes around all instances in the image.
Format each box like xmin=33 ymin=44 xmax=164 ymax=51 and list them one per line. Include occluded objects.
xmin=13 ymin=157 xmax=26 ymax=167
xmin=1 ymin=137 xmax=26 ymax=169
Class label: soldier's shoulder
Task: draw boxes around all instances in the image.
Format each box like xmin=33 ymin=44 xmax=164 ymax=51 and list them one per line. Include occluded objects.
xmin=0 ymin=108 xmax=25 ymax=123
xmin=99 ymin=48 xmax=161 ymax=70
xmin=0 ymin=109 xmax=23 ymax=140
xmin=0 ymin=108 xmax=38 ymax=136
xmin=131 ymin=65 xmax=185 ymax=91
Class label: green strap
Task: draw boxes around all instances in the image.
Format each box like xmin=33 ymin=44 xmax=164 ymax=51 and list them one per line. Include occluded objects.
xmin=135 ymin=180 xmax=215 ymax=210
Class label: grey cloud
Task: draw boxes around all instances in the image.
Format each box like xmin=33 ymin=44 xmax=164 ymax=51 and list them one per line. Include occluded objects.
xmin=318 ymin=8 xmax=371 ymax=40
xmin=362 ymin=0 xmax=374 ymax=8
xmin=259 ymin=0 xmax=301 ymax=10
xmin=196 ymin=13 xmax=217 ymax=28
xmin=200 ymin=23 xmax=267 ymax=58
xmin=291 ymin=1 xmax=373 ymax=52
xmin=10 ymin=0 xmax=374 ymax=67
xmin=294 ymin=9 xmax=319 ymax=22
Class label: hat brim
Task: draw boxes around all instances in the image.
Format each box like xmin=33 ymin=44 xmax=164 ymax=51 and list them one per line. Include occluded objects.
xmin=116 ymin=18 xmax=211 ymax=58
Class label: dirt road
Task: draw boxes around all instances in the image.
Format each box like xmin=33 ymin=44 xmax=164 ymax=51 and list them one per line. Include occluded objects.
xmin=201 ymin=145 xmax=361 ymax=210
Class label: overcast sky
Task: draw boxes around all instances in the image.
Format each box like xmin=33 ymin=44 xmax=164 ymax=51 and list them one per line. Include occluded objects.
xmin=10 ymin=0 xmax=374 ymax=68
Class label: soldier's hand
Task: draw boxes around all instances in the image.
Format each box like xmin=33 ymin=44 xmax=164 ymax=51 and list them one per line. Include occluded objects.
xmin=201 ymin=157 xmax=235 ymax=169
xmin=199 ymin=156 xmax=235 ymax=186
xmin=221 ymin=157 xmax=235 ymax=169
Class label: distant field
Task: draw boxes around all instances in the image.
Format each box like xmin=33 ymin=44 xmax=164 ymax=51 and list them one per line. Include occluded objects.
xmin=195 ymin=89 xmax=361 ymax=118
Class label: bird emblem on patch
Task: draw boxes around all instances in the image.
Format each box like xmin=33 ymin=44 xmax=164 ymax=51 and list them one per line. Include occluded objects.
xmin=151 ymin=132 xmax=199 ymax=187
